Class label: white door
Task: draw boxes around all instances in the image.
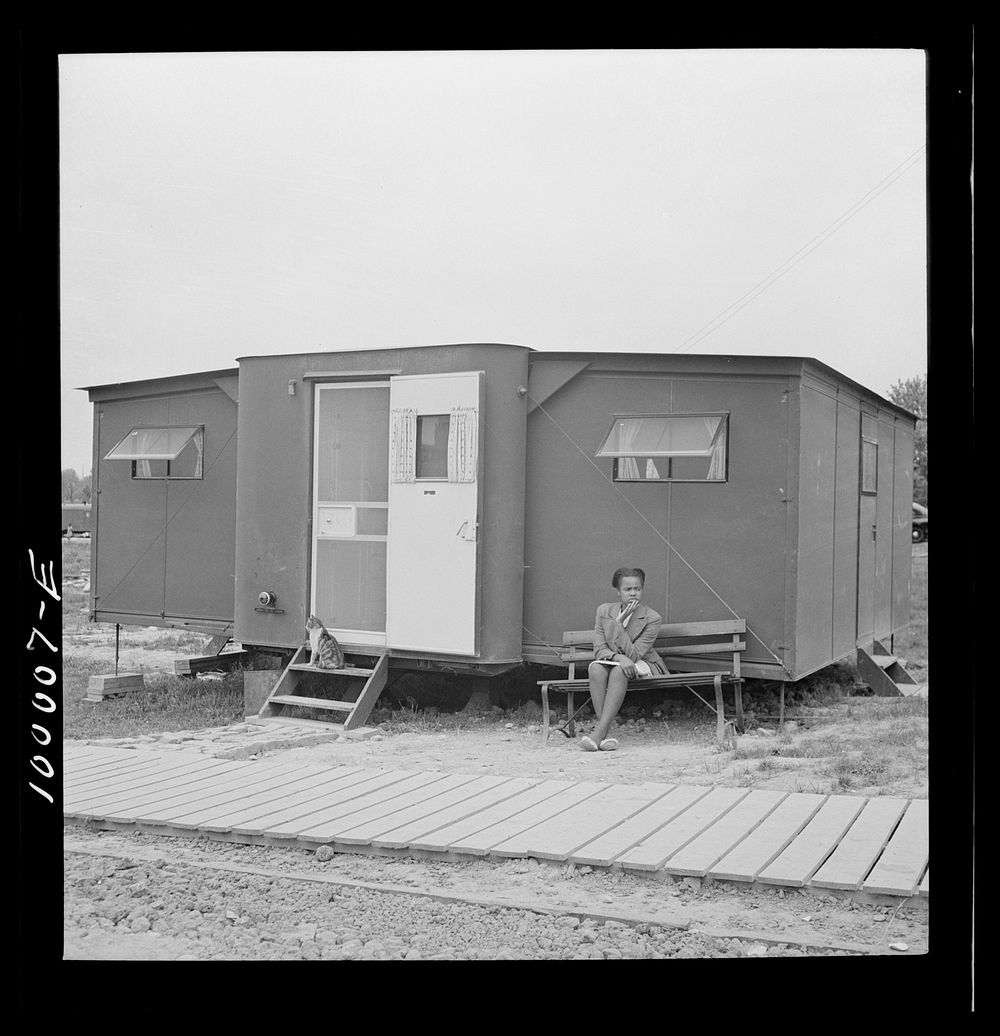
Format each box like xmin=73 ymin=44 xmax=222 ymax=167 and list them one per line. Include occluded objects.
xmin=311 ymin=382 xmax=390 ymax=649
xmin=386 ymin=371 xmax=483 ymax=655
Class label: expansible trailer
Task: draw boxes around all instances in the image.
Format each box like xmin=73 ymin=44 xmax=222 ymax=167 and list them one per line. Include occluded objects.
xmin=83 ymin=343 xmax=917 ymax=711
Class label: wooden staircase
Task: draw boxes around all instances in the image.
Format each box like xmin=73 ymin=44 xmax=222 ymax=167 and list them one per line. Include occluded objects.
xmin=256 ymin=644 xmax=389 ymax=731
xmin=856 ymin=641 xmax=923 ymax=697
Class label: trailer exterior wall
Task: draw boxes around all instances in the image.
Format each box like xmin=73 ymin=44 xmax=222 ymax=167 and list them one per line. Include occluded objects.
xmin=522 ymin=355 xmax=796 ymax=677
xmin=233 ymin=344 xmax=529 ymax=664
xmin=794 ymin=376 xmax=872 ymax=675
xmin=88 ymin=375 xmax=238 ymax=633
xmin=793 ymin=371 xmax=915 ymax=675
xmin=833 ymin=391 xmax=862 ymax=658
xmin=890 ymin=421 xmax=915 ymax=636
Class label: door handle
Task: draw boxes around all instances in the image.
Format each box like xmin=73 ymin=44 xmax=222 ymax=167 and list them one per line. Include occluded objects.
xmin=456 ymin=520 xmax=478 ymax=541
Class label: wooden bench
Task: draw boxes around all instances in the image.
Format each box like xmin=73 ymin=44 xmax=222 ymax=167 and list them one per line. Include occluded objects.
xmin=537 ymin=618 xmax=746 ymax=742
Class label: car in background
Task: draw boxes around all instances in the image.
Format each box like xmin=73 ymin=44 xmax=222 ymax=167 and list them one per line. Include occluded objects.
xmin=912 ymin=502 xmax=927 ymax=543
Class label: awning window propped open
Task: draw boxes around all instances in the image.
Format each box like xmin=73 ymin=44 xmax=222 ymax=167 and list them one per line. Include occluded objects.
xmin=104 ymin=426 xmax=204 ymax=479
xmin=596 ymin=413 xmax=728 ymax=482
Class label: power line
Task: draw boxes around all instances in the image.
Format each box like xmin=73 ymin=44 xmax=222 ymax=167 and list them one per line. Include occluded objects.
xmin=672 ymin=145 xmax=926 ymax=355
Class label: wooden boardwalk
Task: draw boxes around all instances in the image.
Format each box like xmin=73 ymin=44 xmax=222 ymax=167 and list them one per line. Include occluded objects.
xmin=63 ymin=744 xmax=928 ymax=898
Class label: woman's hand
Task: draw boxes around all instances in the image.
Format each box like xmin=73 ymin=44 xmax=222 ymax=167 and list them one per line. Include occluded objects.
xmin=617 ymin=655 xmax=637 ymax=678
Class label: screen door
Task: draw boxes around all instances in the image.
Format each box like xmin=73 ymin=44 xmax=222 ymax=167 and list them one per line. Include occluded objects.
xmin=311 ymin=382 xmax=390 ymax=648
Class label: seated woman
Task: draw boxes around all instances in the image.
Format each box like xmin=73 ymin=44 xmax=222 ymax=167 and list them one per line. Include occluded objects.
xmin=582 ymin=566 xmax=667 ymax=752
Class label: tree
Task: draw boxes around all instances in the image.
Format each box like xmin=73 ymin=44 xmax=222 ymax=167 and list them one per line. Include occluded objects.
xmin=887 ymin=375 xmax=927 ymax=506
xmin=61 ymin=467 xmax=80 ymax=503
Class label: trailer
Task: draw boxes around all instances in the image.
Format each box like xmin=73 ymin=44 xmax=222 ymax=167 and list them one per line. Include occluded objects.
xmin=61 ymin=502 xmax=93 ymax=536
xmin=84 ymin=344 xmax=917 ymax=713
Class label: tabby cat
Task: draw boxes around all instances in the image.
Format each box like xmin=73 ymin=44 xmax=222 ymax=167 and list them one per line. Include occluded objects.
xmin=305 ymin=614 xmax=345 ymax=670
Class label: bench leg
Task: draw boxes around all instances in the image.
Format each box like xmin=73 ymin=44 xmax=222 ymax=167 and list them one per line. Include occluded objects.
xmin=541 ymin=685 xmax=550 ymax=741
xmin=714 ymin=674 xmax=725 ymax=742
xmin=734 ymin=679 xmax=744 ymax=730
xmin=779 ymin=684 xmax=785 ymax=731
xmin=567 ymin=690 xmax=576 ymax=738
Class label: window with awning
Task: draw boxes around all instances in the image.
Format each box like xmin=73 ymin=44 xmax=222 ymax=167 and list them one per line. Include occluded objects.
xmin=104 ymin=426 xmax=204 ymax=479
xmin=596 ymin=413 xmax=728 ymax=482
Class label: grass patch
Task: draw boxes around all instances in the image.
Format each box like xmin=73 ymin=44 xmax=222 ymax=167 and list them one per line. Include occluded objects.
xmin=64 ymin=658 xmax=245 ymax=739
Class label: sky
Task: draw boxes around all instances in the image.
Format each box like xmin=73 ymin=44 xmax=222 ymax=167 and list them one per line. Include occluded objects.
xmin=58 ymin=49 xmax=928 ymax=476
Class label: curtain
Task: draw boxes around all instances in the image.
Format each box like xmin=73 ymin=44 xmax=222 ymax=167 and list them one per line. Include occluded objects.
xmin=447 ymin=406 xmax=478 ymax=482
xmin=191 ymin=429 xmax=204 ymax=478
xmin=705 ymin=416 xmax=727 ymax=480
xmin=617 ymin=418 xmax=643 ymax=480
xmin=389 ymin=408 xmax=417 ymax=482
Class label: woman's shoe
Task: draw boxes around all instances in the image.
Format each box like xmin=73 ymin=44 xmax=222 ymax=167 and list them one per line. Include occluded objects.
xmin=579 ymin=736 xmax=599 ymax=752
xmin=599 ymin=738 xmax=619 ymax=751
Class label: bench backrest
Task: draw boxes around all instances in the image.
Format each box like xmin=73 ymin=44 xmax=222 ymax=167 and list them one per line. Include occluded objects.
xmin=560 ymin=618 xmax=746 ymax=679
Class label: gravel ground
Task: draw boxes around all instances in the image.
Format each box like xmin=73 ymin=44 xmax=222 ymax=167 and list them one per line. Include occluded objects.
xmin=63 ymin=826 xmax=925 ymax=961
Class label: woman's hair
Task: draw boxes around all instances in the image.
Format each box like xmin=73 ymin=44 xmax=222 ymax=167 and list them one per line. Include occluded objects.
xmin=612 ymin=567 xmax=645 ymax=588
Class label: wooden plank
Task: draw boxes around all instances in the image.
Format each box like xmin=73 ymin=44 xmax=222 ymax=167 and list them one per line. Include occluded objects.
xmin=67 ymin=758 xmax=261 ymax=817
xmin=128 ymin=760 xmax=343 ymax=825
xmin=201 ymin=767 xmax=380 ymax=832
xmin=569 ymin=785 xmax=713 ymax=867
xmin=326 ymin=774 xmax=486 ymax=844
xmin=225 ymin=769 xmax=406 ymax=834
xmin=268 ymin=695 xmax=354 ymax=712
xmin=562 ymin=619 xmax=746 ymax=645
xmin=64 ymin=753 xmax=168 ymax=782
xmin=542 ymin=672 xmax=730 ymax=693
xmin=618 ymin=788 xmax=751 ymax=872
xmin=490 ymin=782 xmax=677 ymax=861
xmin=862 ymin=799 xmax=929 ymax=896
xmin=169 ymin=767 xmax=367 ymax=829
xmin=710 ymin=793 xmax=828 ymax=881
xmin=289 ymin=664 xmax=374 ymax=677
xmin=409 ymin=780 xmax=568 ymax=852
xmin=85 ymin=673 xmax=145 ymax=699
xmin=919 ymin=868 xmax=929 ymax=897
xmin=175 ymin=650 xmax=250 ymax=676
xmin=64 ymin=754 xmax=264 ymax=807
xmin=810 ymin=797 xmax=909 ymax=891
xmin=92 ymin=760 xmax=303 ymax=822
xmin=64 ymin=756 xmax=177 ymax=790
xmin=664 ymin=790 xmax=788 ymax=877
xmin=371 ymin=777 xmax=538 ymax=849
xmin=757 ymin=796 xmax=867 ymax=887
xmin=63 ymin=747 xmax=155 ymax=773
xmin=64 ymin=756 xmax=238 ymax=813
xmin=451 ymin=782 xmax=609 ymax=856
xmin=262 ymin=772 xmax=452 ymax=840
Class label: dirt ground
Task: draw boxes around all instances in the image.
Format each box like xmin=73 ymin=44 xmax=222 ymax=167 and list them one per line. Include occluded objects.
xmin=61 ymin=823 xmax=926 ymax=960
xmin=268 ymin=696 xmax=928 ymax=800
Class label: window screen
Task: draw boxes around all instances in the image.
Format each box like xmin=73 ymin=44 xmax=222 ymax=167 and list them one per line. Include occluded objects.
xmin=104 ymin=426 xmax=204 ymax=479
xmin=861 ymin=437 xmax=878 ymax=495
xmin=596 ymin=413 xmax=728 ymax=482
xmin=416 ymin=414 xmax=450 ymax=479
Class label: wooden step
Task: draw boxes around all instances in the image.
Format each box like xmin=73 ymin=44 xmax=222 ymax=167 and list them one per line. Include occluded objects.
xmin=870 ymin=654 xmax=898 ymax=669
xmin=268 ymin=694 xmax=354 ymax=712
xmin=288 ymin=663 xmax=374 ymax=678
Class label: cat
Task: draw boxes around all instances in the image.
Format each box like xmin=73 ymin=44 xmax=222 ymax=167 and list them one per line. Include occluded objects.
xmin=305 ymin=614 xmax=345 ymax=670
